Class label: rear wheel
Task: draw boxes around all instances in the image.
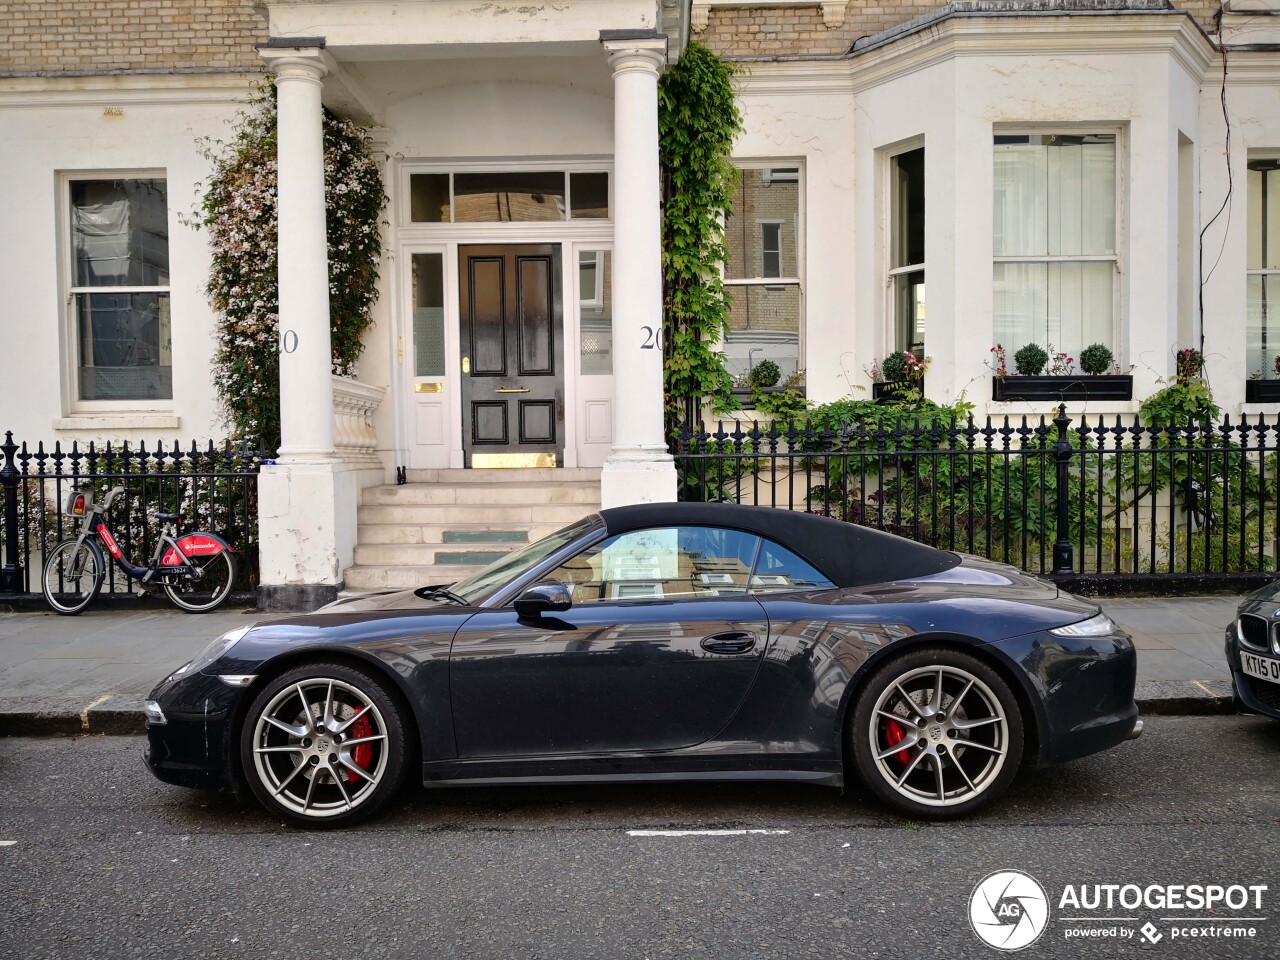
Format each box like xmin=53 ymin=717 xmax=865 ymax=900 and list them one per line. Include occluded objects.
xmin=240 ymin=663 xmax=409 ymax=827
xmin=850 ymin=647 xmax=1023 ymax=819
xmin=163 ymin=548 xmax=236 ymax=612
xmin=41 ymin=539 xmax=104 ymax=615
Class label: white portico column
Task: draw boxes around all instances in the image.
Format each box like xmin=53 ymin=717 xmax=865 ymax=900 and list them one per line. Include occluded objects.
xmin=600 ymin=34 xmax=677 ymax=508
xmin=261 ymin=46 xmax=335 ymax=461
xmin=255 ymin=42 xmax=343 ymax=611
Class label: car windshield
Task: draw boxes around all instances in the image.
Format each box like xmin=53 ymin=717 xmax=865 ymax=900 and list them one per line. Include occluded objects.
xmin=446 ymin=514 xmax=602 ymax=605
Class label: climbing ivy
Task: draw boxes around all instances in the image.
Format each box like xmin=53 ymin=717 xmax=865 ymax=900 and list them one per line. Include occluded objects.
xmin=658 ymin=41 xmax=744 ymax=439
xmin=194 ymin=84 xmax=387 ymax=452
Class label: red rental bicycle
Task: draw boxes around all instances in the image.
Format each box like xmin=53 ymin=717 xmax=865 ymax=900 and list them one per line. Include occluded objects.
xmin=41 ymin=485 xmax=238 ymax=615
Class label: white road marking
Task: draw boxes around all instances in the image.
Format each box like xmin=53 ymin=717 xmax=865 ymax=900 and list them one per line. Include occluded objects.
xmin=0 ymin=841 xmax=16 ymax=847
xmin=626 ymin=829 xmax=790 ymax=837
xmin=80 ymin=694 xmax=111 ymax=732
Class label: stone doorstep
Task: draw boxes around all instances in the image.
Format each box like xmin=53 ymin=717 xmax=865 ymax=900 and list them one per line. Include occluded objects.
xmin=0 ymin=681 xmax=1245 ymax=738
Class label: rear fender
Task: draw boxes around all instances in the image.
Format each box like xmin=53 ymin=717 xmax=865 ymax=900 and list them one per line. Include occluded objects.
xmin=162 ymin=532 xmax=233 ymax=566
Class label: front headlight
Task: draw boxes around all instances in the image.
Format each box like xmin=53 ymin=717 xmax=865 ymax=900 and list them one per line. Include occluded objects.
xmin=1050 ymin=612 xmax=1120 ymax=638
xmin=168 ymin=625 xmax=253 ymax=680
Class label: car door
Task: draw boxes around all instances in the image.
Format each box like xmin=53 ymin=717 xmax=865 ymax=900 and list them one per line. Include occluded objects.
xmin=448 ymin=526 xmax=771 ymax=758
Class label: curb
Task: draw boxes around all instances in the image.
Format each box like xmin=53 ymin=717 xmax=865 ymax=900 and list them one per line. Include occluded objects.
xmin=0 ymin=683 xmax=1243 ymax=737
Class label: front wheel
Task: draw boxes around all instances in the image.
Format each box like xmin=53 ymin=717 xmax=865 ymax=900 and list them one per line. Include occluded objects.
xmin=41 ymin=539 xmax=105 ymax=615
xmin=850 ymin=646 xmax=1024 ymax=819
xmin=240 ymin=663 xmax=410 ymax=827
xmin=163 ymin=548 xmax=236 ymax=612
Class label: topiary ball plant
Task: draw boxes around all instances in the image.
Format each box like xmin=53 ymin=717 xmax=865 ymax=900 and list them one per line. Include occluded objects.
xmin=1079 ymin=343 xmax=1114 ymax=376
xmin=880 ymin=351 xmax=912 ymax=383
xmin=749 ymin=359 xmax=781 ymax=389
xmin=1014 ymin=343 xmax=1048 ymax=377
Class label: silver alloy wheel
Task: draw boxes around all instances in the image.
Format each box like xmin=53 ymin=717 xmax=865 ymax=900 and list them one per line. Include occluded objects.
xmin=250 ymin=678 xmax=389 ymax=819
xmin=867 ymin=665 xmax=1009 ymax=808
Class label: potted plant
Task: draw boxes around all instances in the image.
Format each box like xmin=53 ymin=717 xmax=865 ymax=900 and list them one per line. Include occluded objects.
xmin=993 ymin=341 xmax=1132 ymax=401
xmin=872 ymin=351 xmax=928 ymax=401
xmin=1245 ymin=353 xmax=1280 ymax=403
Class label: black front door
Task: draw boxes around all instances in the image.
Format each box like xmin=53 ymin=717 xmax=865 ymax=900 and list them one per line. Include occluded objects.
xmin=459 ymin=244 xmax=563 ymax=466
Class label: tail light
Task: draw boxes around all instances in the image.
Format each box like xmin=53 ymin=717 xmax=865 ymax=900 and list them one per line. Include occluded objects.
xmin=66 ymin=491 xmax=88 ymax=516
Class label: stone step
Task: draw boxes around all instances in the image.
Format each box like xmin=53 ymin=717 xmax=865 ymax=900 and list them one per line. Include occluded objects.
xmin=343 ymin=563 xmax=487 ymax=592
xmin=357 ymin=502 xmax=599 ymax=526
xmin=357 ymin=523 xmax=562 ymax=545
xmin=362 ymin=482 xmax=601 ymax=506
xmin=404 ymin=467 xmax=601 ymax=484
xmin=354 ymin=543 xmax=517 ymax=567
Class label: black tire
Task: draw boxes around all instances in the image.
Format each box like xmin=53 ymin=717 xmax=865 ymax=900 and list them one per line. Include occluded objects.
xmin=240 ymin=662 xmax=410 ymax=828
xmin=163 ymin=548 xmax=236 ymax=613
xmin=41 ymin=538 xmax=105 ymax=615
xmin=850 ymin=646 xmax=1024 ymax=820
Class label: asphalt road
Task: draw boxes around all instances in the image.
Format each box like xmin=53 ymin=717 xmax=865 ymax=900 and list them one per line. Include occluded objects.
xmin=0 ymin=716 xmax=1276 ymax=960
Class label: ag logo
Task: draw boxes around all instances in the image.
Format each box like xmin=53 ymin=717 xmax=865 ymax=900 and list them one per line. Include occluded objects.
xmin=969 ymin=869 xmax=1050 ymax=951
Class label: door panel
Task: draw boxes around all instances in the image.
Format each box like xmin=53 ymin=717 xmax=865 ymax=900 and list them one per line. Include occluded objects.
xmin=460 ymin=244 xmax=563 ymax=464
xmin=450 ymin=597 xmax=770 ymax=758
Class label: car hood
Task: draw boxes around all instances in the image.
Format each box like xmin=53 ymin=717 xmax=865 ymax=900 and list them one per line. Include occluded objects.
xmin=313 ymin=588 xmax=449 ymax=614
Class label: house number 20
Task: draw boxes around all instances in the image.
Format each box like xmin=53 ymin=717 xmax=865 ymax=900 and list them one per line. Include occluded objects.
xmin=279 ymin=329 xmax=299 ymax=354
xmin=640 ymin=326 xmax=662 ymax=350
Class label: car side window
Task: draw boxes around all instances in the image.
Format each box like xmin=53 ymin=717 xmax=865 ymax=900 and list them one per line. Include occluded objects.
xmin=750 ymin=540 xmax=835 ymax=594
xmin=543 ymin=526 xmax=762 ymax=603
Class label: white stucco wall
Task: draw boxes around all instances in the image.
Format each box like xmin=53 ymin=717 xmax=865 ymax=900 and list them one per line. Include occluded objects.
xmin=734 ymin=14 xmax=1233 ymax=420
xmin=0 ymin=76 xmax=254 ymax=448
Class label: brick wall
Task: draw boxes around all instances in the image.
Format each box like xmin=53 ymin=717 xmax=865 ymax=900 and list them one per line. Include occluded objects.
xmin=0 ymin=1 xmax=268 ymax=76
xmin=699 ymin=2 xmax=1223 ymax=58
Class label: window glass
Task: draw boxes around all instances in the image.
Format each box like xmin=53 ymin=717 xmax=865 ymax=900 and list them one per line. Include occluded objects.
xmin=70 ymin=178 xmax=171 ymax=402
xmin=724 ymin=165 xmax=803 ymax=391
xmin=992 ymin=134 xmax=1117 ymax=359
xmin=570 ymin=172 xmax=609 ymax=219
xmin=412 ymin=253 xmax=445 ymax=377
xmin=1247 ymin=160 xmax=1280 ymax=379
xmin=579 ymin=250 xmax=613 ymax=375
xmin=751 ymin=540 xmax=835 ymax=594
xmin=890 ymin=148 xmax=925 ymax=355
xmin=410 ymin=174 xmax=451 ymax=222
xmin=544 ymin=527 xmax=761 ymax=604
xmin=453 ymin=172 xmax=565 ymax=222
xmin=71 ymin=179 xmax=168 ymax=286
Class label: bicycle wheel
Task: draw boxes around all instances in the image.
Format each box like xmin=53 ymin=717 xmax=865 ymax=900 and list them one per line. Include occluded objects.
xmin=42 ymin=539 xmax=105 ymax=615
xmin=163 ymin=549 xmax=237 ymax=613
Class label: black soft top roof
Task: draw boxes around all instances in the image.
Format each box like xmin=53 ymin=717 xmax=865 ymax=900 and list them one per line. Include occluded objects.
xmin=598 ymin=502 xmax=959 ymax=588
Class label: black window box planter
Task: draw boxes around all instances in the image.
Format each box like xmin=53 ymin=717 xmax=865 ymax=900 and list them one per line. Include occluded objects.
xmin=872 ymin=380 xmax=925 ymax=401
xmin=992 ymin=375 xmax=1132 ymax=402
xmin=1245 ymin=380 xmax=1280 ymax=403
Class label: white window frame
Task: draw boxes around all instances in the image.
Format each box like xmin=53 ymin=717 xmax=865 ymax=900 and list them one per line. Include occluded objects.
xmin=885 ymin=141 xmax=926 ymax=355
xmin=991 ymin=126 xmax=1125 ymax=356
xmin=578 ymin=251 xmax=605 ymax=313
xmin=400 ymin=159 xmax=614 ymax=231
xmin=60 ymin=170 xmax=173 ymax=413
xmin=758 ymin=219 xmax=785 ymax=289
xmin=1247 ymin=154 xmax=1280 ymax=377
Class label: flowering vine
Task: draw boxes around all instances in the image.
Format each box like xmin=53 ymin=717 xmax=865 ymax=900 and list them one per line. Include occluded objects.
xmin=194 ymin=84 xmax=387 ymax=452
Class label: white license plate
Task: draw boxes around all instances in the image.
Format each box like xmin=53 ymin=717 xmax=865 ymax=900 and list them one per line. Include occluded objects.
xmin=1240 ymin=650 xmax=1280 ymax=684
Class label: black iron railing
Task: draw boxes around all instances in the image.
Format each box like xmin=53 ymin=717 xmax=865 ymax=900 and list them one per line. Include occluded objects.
xmin=0 ymin=432 xmax=267 ymax=599
xmin=674 ymin=406 xmax=1280 ymax=589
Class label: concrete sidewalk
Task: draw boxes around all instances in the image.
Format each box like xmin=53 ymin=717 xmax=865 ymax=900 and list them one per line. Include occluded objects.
xmin=0 ymin=596 xmax=1246 ymax=735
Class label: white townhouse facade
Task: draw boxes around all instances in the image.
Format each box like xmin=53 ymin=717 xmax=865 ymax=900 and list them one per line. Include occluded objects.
xmin=1 ymin=0 xmax=1278 ymax=606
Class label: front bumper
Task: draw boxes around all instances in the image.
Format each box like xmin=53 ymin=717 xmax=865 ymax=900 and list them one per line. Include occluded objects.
xmin=143 ymin=669 xmax=244 ymax=791
xmin=991 ymin=627 xmax=1140 ymax=766
xmin=1225 ymin=623 xmax=1280 ymax=720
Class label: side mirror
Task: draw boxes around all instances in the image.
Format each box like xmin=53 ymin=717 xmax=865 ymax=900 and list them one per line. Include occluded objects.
xmin=514 ymin=580 xmax=572 ymax=618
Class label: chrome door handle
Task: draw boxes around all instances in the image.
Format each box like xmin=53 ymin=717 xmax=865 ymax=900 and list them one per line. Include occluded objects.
xmin=495 ymin=388 xmax=531 ymax=394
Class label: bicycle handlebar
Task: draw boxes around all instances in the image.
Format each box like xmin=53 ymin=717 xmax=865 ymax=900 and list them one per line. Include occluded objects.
xmin=99 ymin=485 xmax=125 ymax=511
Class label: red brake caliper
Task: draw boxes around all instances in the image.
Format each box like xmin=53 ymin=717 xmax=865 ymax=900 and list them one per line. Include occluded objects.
xmin=347 ymin=714 xmax=374 ymax=784
xmin=883 ymin=718 xmax=910 ymax=766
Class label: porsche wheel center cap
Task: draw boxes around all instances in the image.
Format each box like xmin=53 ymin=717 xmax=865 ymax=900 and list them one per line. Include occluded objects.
xmin=316 ymin=737 xmax=331 ymax=754
xmin=927 ymin=725 xmax=944 ymax=743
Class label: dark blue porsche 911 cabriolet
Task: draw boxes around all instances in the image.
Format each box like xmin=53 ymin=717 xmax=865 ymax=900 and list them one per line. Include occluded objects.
xmin=144 ymin=502 xmax=1142 ymax=826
